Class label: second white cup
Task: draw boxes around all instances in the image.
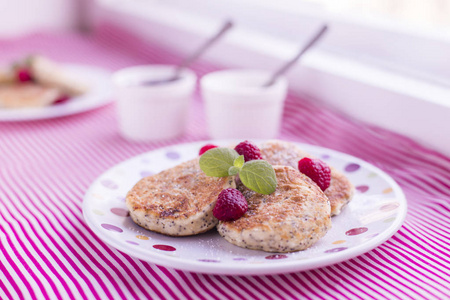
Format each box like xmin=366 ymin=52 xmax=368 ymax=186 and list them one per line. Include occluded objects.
xmin=201 ymin=69 xmax=287 ymax=140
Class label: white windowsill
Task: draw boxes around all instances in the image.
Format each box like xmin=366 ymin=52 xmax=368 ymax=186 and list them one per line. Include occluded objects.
xmin=93 ymin=0 xmax=450 ymax=156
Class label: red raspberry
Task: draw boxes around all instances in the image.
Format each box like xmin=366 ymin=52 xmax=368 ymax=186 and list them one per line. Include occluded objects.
xmin=16 ymin=68 xmax=33 ymax=82
xmin=53 ymin=95 xmax=70 ymax=105
xmin=234 ymin=140 xmax=262 ymax=162
xmin=199 ymin=144 xmax=218 ymax=155
xmin=213 ymin=188 xmax=248 ymax=221
xmin=298 ymin=157 xmax=331 ymax=191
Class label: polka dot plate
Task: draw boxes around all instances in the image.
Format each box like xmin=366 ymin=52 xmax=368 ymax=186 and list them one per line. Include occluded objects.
xmin=82 ymin=140 xmax=407 ymax=275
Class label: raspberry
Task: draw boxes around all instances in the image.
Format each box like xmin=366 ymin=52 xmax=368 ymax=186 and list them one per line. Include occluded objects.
xmin=298 ymin=157 xmax=331 ymax=191
xmin=199 ymin=144 xmax=218 ymax=155
xmin=53 ymin=95 xmax=70 ymax=105
xmin=213 ymin=188 xmax=248 ymax=221
xmin=16 ymin=68 xmax=33 ymax=82
xmin=234 ymin=140 xmax=262 ymax=162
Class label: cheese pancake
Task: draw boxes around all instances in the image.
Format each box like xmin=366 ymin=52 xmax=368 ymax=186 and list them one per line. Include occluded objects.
xmin=217 ymin=166 xmax=331 ymax=252
xmin=0 ymin=83 xmax=59 ymax=108
xmin=126 ymin=158 xmax=235 ymax=236
xmin=260 ymin=140 xmax=354 ymax=216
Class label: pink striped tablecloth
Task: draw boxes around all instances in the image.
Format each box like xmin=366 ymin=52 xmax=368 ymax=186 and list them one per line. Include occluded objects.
xmin=1 ymin=24 xmax=449 ymax=300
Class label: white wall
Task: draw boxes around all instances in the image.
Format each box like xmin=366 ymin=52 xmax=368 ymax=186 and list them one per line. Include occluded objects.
xmin=0 ymin=0 xmax=82 ymax=37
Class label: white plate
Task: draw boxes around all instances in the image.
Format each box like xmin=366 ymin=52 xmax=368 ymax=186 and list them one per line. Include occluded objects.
xmin=83 ymin=140 xmax=407 ymax=275
xmin=0 ymin=64 xmax=112 ymax=121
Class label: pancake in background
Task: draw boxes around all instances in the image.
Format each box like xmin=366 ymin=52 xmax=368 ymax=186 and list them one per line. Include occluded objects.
xmin=0 ymin=68 xmax=15 ymax=85
xmin=260 ymin=140 xmax=354 ymax=216
xmin=0 ymin=83 xmax=60 ymax=109
xmin=29 ymin=56 xmax=88 ymax=97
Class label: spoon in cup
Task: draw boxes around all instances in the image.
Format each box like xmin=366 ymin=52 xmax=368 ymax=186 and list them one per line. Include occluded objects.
xmin=142 ymin=20 xmax=234 ymax=86
xmin=263 ymin=24 xmax=328 ymax=87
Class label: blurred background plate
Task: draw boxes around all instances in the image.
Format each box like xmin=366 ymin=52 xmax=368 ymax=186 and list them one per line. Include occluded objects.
xmin=0 ymin=64 xmax=112 ymax=121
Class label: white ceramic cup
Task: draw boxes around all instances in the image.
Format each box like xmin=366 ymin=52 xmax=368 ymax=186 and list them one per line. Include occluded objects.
xmin=201 ymin=69 xmax=288 ymax=139
xmin=113 ymin=65 xmax=196 ymax=141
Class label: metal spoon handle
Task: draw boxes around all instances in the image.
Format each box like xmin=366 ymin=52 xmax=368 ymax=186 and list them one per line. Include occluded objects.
xmin=172 ymin=20 xmax=234 ymax=78
xmin=263 ymin=24 xmax=328 ymax=87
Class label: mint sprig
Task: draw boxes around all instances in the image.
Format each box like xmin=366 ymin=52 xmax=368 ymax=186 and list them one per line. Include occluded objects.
xmin=199 ymin=148 xmax=239 ymax=177
xmin=234 ymin=155 xmax=245 ymax=169
xmin=239 ymin=160 xmax=277 ymax=195
xmin=199 ymin=147 xmax=277 ymax=195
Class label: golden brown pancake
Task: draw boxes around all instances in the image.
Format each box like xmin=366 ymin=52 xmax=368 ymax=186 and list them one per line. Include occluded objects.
xmin=0 ymin=68 xmax=15 ymax=85
xmin=126 ymin=158 xmax=235 ymax=236
xmin=0 ymin=83 xmax=60 ymax=108
xmin=217 ymin=166 xmax=331 ymax=252
xmin=260 ymin=140 xmax=354 ymax=216
xmin=29 ymin=56 xmax=87 ymax=96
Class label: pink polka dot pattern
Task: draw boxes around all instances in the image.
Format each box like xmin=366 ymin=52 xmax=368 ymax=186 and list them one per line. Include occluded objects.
xmin=345 ymin=163 xmax=360 ymax=172
xmin=101 ymin=224 xmax=123 ymax=233
xmin=166 ymin=151 xmax=180 ymax=160
xmin=198 ymin=259 xmax=220 ymax=263
xmin=101 ymin=179 xmax=118 ymax=189
xmin=153 ymin=244 xmax=176 ymax=251
xmin=356 ymin=185 xmax=369 ymax=193
xmin=265 ymin=255 xmax=288 ymax=260
xmin=346 ymin=227 xmax=368 ymax=236
xmin=365 ymin=233 xmax=379 ymax=239
xmin=381 ymin=203 xmax=399 ymax=212
xmin=325 ymin=247 xmax=348 ymax=253
xmin=140 ymin=170 xmax=154 ymax=178
xmin=110 ymin=208 xmax=129 ymax=217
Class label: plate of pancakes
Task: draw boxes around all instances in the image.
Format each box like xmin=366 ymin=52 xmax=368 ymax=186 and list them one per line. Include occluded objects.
xmin=83 ymin=140 xmax=407 ymax=275
xmin=0 ymin=56 xmax=112 ymax=121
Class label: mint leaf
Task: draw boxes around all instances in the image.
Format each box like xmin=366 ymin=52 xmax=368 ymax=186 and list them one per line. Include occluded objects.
xmin=199 ymin=147 xmax=277 ymax=195
xmin=229 ymin=155 xmax=244 ymax=176
xmin=228 ymin=166 xmax=240 ymax=176
xmin=199 ymin=148 xmax=239 ymax=177
xmin=234 ymin=155 xmax=245 ymax=168
xmin=240 ymin=160 xmax=277 ymax=195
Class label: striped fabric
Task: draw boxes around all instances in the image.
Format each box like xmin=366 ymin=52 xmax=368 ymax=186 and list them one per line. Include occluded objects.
xmin=1 ymin=24 xmax=449 ymax=300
